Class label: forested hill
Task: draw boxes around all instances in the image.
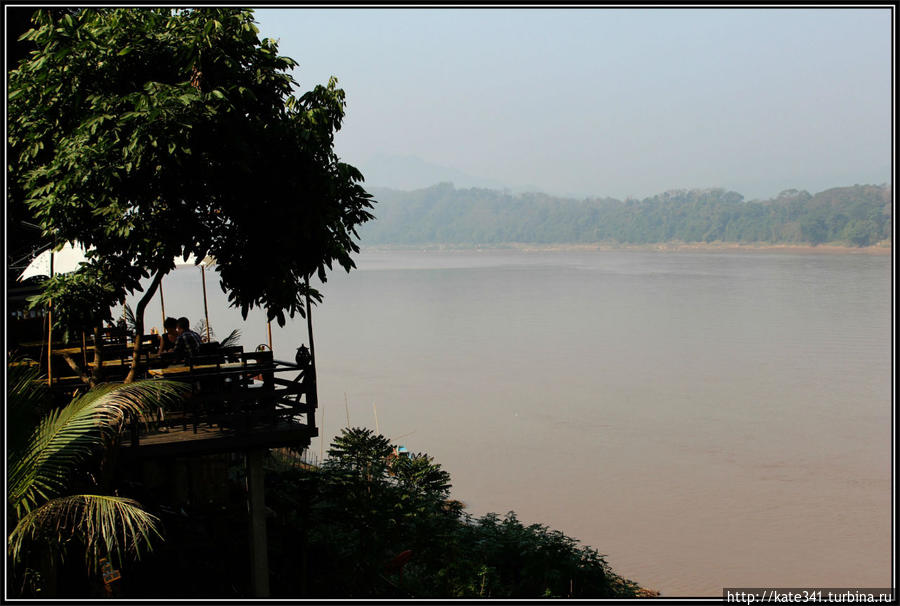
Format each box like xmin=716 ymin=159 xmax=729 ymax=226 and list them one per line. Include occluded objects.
xmin=359 ymin=183 xmax=892 ymax=247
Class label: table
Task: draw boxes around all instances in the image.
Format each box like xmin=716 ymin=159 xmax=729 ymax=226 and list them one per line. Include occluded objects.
xmin=147 ymin=361 xmax=255 ymax=378
xmin=8 ymin=359 xmax=39 ymax=367
xmin=52 ymin=346 xmax=88 ymax=356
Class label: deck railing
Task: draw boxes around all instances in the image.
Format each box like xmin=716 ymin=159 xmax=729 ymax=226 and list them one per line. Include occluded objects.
xmin=125 ymin=348 xmax=318 ymax=450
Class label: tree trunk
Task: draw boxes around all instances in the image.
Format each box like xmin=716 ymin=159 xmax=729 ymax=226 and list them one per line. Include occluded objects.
xmin=124 ymin=270 xmax=165 ymax=384
xmin=60 ymin=352 xmax=92 ymax=388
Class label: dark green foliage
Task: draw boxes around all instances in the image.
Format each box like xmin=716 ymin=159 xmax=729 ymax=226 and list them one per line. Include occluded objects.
xmin=361 ymin=183 xmax=891 ymax=247
xmin=28 ymin=258 xmax=138 ymax=339
xmin=6 ymin=361 xmax=191 ymax=596
xmin=264 ymin=428 xmax=644 ymax=598
xmin=8 ymin=8 xmax=374 ymax=343
xmin=424 ymin=511 xmax=644 ymax=598
xmin=325 ymin=426 xmax=393 ymax=478
xmin=391 ymin=452 xmax=452 ymax=498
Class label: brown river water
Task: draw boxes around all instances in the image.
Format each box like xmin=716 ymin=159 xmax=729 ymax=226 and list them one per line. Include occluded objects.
xmin=146 ymin=248 xmax=893 ymax=596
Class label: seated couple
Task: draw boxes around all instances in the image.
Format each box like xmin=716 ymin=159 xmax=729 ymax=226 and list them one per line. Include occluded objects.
xmin=158 ymin=316 xmax=203 ymax=362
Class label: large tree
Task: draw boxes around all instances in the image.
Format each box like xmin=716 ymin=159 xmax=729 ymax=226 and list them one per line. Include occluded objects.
xmin=8 ymin=8 xmax=374 ymax=381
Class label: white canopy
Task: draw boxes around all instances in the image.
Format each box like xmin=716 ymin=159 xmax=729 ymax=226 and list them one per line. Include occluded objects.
xmin=17 ymin=242 xmax=90 ymax=282
xmin=174 ymin=254 xmax=216 ymax=267
xmin=17 ymin=245 xmax=215 ymax=282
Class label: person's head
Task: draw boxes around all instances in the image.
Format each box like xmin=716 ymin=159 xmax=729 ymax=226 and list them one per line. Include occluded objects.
xmin=176 ymin=317 xmax=191 ymax=334
xmin=163 ymin=316 xmax=178 ymax=335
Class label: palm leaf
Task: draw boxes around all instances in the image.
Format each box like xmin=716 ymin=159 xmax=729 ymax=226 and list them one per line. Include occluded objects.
xmin=6 ymin=360 xmax=51 ymax=458
xmin=219 ymin=328 xmax=241 ymax=348
xmin=8 ymin=379 xmax=189 ymax=518
xmin=8 ymin=494 xmax=163 ymax=572
xmin=123 ymin=303 xmax=137 ymax=334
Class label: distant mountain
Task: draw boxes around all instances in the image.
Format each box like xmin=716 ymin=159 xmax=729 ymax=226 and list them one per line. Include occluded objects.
xmin=356 ymin=153 xmax=543 ymax=194
xmin=360 ymin=183 xmax=892 ymax=247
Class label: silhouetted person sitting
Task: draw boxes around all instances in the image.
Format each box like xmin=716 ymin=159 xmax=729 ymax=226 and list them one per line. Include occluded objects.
xmin=158 ymin=316 xmax=178 ymax=355
xmin=172 ymin=316 xmax=202 ymax=362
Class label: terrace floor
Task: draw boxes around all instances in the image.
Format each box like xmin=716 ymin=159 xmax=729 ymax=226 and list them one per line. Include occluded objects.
xmin=119 ymin=421 xmax=317 ymax=457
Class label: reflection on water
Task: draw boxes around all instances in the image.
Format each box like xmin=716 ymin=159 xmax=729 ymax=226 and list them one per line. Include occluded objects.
xmin=144 ymin=249 xmax=892 ymax=596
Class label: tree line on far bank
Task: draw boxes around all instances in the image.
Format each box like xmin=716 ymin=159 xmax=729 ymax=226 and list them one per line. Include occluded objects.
xmin=360 ymin=183 xmax=891 ymax=247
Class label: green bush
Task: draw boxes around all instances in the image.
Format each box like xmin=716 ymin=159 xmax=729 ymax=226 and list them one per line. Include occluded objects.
xmin=264 ymin=428 xmax=646 ymax=598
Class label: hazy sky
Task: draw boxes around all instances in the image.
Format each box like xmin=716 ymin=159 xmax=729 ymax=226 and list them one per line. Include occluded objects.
xmin=254 ymin=7 xmax=892 ymax=201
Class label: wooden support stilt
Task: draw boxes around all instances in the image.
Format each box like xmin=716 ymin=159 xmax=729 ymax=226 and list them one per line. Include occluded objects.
xmin=246 ymin=448 xmax=270 ymax=598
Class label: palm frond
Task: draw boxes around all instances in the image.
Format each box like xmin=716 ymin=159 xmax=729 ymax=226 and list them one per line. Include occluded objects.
xmin=8 ymin=379 xmax=190 ymax=517
xmin=219 ymin=328 xmax=241 ymax=348
xmin=8 ymin=494 xmax=163 ymax=572
xmin=123 ymin=303 xmax=137 ymax=334
xmin=6 ymin=361 xmax=52 ymax=457
xmin=7 ymin=359 xmax=49 ymax=409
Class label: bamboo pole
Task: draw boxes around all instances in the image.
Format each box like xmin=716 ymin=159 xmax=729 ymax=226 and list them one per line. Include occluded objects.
xmin=201 ymin=265 xmax=210 ymax=342
xmin=47 ymin=252 xmax=54 ymax=387
xmin=47 ymin=306 xmax=53 ymax=387
xmin=319 ymin=402 xmax=326 ymax=462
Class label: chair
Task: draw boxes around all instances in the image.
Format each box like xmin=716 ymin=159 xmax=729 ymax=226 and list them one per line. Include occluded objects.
xmin=187 ymin=341 xmax=224 ymax=372
xmin=220 ymin=345 xmax=244 ymax=363
xmin=144 ymin=333 xmax=161 ymax=350
xmin=99 ymin=325 xmax=128 ymax=345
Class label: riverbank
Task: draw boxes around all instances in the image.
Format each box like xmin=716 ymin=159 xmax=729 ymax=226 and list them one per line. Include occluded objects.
xmin=365 ymin=241 xmax=891 ymax=255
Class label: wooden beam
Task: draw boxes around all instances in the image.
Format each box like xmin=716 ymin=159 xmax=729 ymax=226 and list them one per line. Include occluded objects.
xmin=119 ymin=424 xmax=315 ymax=458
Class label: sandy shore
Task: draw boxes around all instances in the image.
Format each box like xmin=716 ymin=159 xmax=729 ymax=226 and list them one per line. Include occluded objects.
xmin=367 ymin=241 xmax=892 ymax=255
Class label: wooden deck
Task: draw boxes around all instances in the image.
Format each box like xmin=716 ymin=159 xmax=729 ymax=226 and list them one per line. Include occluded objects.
xmin=14 ymin=331 xmax=319 ymax=457
xmin=119 ymin=421 xmax=317 ymax=457
xmin=118 ymin=350 xmax=319 ymax=459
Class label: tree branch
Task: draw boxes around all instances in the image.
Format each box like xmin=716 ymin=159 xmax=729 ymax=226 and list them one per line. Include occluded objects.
xmin=59 ymin=352 xmax=93 ymax=388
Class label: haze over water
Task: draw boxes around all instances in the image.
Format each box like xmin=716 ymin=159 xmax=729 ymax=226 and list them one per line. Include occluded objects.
xmin=153 ymin=248 xmax=892 ymax=596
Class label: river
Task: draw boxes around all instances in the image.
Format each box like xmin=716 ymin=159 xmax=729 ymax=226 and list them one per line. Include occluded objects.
xmin=147 ymin=247 xmax=893 ymax=596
